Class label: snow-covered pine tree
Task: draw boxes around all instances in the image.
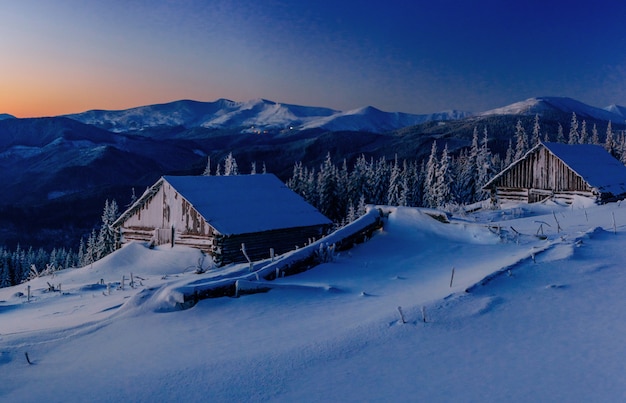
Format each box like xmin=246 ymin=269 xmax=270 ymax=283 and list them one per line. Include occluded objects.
xmin=579 ymin=120 xmax=588 ymax=144
xmin=337 ymin=159 xmax=350 ymax=214
xmin=317 ymin=152 xmax=342 ymax=221
xmin=605 ymin=121 xmax=615 ymax=155
xmin=470 ymin=127 xmax=479 ymax=167
xmin=531 ymin=114 xmax=541 ymax=146
xmin=405 ymin=160 xmax=423 ymax=207
xmin=202 ymin=156 xmax=211 ymax=176
xmin=397 ymin=160 xmax=410 ymax=207
xmin=96 ymin=199 xmax=119 ymax=260
xmin=424 ymin=141 xmax=439 ymax=208
xmin=64 ymin=248 xmax=74 ymax=270
xmin=475 ymin=127 xmax=493 ymax=202
xmin=505 ymin=138 xmax=515 ymax=168
xmin=591 ymin=123 xmax=600 ymax=144
xmin=76 ymin=238 xmax=84 ymax=268
xmin=434 ymin=143 xmax=452 ymax=207
xmin=556 ymin=123 xmax=565 ymax=143
xmin=386 ymin=155 xmax=401 ymax=206
xmin=568 ymin=112 xmax=579 ymax=144
xmin=618 ymin=132 xmax=626 ymax=165
xmin=48 ymin=248 xmax=57 ymax=273
xmin=356 ymin=194 xmax=367 ymax=218
xmin=490 ymin=152 xmax=501 ymax=181
xmin=348 ymin=155 xmax=371 ymax=206
xmin=304 ymin=166 xmax=317 ymax=206
xmin=451 ymin=150 xmax=473 ymax=204
xmin=346 ymin=201 xmax=356 ymax=223
xmin=514 ymin=119 xmax=528 ymax=161
xmin=84 ymin=229 xmax=97 ymax=266
xmin=287 ymin=162 xmax=305 ymax=195
xmin=0 ymin=248 xmax=13 ymax=288
xmin=376 ymin=157 xmax=391 ymax=205
xmin=250 ymin=161 xmax=257 ymax=175
xmin=223 ymin=152 xmax=239 ymax=176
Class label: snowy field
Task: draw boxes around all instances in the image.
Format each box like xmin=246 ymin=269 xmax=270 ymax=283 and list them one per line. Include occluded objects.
xmin=1 ymin=199 xmax=625 ymax=402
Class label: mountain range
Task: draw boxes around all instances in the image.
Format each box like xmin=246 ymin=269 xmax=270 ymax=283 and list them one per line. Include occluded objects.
xmin=1 ymin=95 xmax=625 ymax=250
xmin=63 ymin=98 xmax=471 ymax=134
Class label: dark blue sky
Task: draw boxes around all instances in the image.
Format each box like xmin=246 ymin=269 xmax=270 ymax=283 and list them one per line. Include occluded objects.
xmin=2 ymin=0 xmax=626 ymax=117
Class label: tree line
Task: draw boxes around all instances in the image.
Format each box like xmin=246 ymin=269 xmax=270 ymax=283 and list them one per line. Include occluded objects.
xmin=0 ymin=199 xmax=119 ymax=288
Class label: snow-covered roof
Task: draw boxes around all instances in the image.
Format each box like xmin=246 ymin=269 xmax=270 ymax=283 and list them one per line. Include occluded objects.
xmin=484 ymin=142 xmax=626 ymax=197
xmin=162 ymin=174 xmax=332 ymax=235
xmin=541 ymin=142 xmax=626 ymax=196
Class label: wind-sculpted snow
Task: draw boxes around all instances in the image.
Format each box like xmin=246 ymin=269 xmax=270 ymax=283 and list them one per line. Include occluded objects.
xmin=1 ymin=198 xmax=625 ymax=401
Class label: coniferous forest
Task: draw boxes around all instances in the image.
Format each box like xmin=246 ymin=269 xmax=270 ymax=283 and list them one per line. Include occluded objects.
xmin=2 ymin=114 xmax=626 ymax=288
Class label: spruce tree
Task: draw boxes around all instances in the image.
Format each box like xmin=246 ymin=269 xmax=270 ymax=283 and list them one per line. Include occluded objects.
xmin=591 ymin=123 xmax=600 ymax=144
xmin=434 ymin=143 xmax=452 ymax=207
xmin=579 ymin=120 xmax=588 ymax=144
xmin=386 ymin=155 xmax=401 ymax=206
xmin=504 ymin=139 xmax=514 ymax=167
xmin=317 ymin=153 xmax=341 ymax=221
xmin=605 ymin=121 xmax=615 ymax=155
xmin=514 ymin=119 xmax=528 ymax=160
xmin=97 ymin=199 xmax=119 ymax=260
xmin=556 ymin=123 xmax=565 ymax=143
xmin=77 ymin=238 xmax=85 ymax=268
xmin=531 ymin=114 xmax=541 ymax=146
xmin=452 ymin=150 xmax=474 ymax=204
xmin=202 ymin=156 xmax=211 ymax=176
xmin=223 ymin=152 xmax=239 ymax=176
xmin=475 ymin=127 xmax=493 ymax=201
xmin=568 ymin=112 xmax=579 ymax=144
xmin=397 ymin=160 xmax=410 ymax=207
xmin=356 ymin=194 xmax=367 ymax=217
xmin=424 ymin=141 xmax=439 ymax=208
xmin=84 ymin=229 xmax=98 ymax=266
xmin=349 ymin=155 xmax=371 ymax=205
xmin=618 ymin=132 xmax=626 ymax=165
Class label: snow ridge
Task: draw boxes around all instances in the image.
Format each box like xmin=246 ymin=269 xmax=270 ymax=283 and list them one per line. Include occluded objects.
xmin=65 ymin=99 xmax=469 ymax=134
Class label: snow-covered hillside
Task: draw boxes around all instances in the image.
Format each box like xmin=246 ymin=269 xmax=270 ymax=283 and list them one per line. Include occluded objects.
xmin=1 ymin=199 xmax=625 ymax=401
xmin=480 ymin=96 xmax=625 ymax=121
xmin=65 ymin=99 xmax=469 ymax=134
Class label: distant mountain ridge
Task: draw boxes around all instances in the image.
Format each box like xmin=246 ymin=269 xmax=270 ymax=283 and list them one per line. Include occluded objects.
xmin=64 ymin=98 xmax=471 ymax=134
xmin=60 ymin=96 xmax=626 ymax=134
xmin=479 ymin=96 xmax=626 ymax=122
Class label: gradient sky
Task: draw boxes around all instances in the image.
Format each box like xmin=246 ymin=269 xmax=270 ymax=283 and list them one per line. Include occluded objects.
xmin=2 ymin=0 xmax=626 ymax=117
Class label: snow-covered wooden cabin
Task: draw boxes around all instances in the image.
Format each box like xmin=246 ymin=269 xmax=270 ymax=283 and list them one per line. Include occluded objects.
xmin=483 ymin=142 xmax=626 ymax=204
xmin=113 ymin=174 xmax=332 ymax=266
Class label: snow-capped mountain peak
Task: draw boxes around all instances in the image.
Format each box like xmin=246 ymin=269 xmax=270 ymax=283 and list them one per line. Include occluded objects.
xmin=480 ymin=96 xmax=624 ymax=122
xmin=64 ymin=99 xmax=469 ymax=134
xmin=604 ymin=104 xmax=626 ymax=119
